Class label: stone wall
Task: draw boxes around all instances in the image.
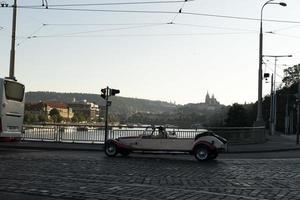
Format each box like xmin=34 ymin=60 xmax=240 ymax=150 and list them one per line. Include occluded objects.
xmin=208 ymin=126 xmax=266 ymax=144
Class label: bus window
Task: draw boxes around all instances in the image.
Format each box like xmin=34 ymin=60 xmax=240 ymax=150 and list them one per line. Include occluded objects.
xmin=4 ymin=80 xmax=25 ymax=102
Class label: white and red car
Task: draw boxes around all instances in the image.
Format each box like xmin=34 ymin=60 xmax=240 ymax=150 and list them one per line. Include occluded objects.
xmin=104 ymin=126 xmax=227 ymax=161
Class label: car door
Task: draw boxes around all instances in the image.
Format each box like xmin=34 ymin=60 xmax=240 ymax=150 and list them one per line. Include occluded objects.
xmin=160 ymin=138 xmax=193 ymax=151
xmin=136 ymin=137 xmax=164 ymax=150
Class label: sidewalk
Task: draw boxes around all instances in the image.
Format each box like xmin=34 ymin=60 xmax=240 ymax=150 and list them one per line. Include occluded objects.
xmin=0 ymin=135 xmax=300 ymax=153
xmin=227 ymin=134 xmax=300 ymax=153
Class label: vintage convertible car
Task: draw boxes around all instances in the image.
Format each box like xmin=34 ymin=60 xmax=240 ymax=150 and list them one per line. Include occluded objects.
xmin=104 ymin=126 xmax=227 ymax=161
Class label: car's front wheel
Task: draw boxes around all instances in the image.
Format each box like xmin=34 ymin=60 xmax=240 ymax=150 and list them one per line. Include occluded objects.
xmin=194 ymin=145 xmax=209 ymax=161
xmin=104 ymin=141 xmax=118 ymax=157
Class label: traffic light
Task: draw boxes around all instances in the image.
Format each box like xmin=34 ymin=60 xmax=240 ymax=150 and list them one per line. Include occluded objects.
xmin=101 ymin=88 xmax=107 ymax=99
xmin=263 ymin=73 xmax=270 ymax=78
xmin=110 ymin=89 xmax=120 ymax=96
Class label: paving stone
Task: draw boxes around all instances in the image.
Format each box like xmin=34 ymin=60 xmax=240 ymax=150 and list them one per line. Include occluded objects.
xmin=0 ymin=150 xmax=300 ymax=199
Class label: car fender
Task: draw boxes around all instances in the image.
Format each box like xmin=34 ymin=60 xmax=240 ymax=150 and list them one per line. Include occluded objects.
xmin=192 ymin=140 xmax=216 ymax=153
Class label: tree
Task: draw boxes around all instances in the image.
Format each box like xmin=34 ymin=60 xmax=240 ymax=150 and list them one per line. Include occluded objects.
xmin=38 ymin=114 xmax=47 ymax=122
xmin=282 ymin=64 xmax=300 ymax=88
xmin=225 ymin=103 xmax=249 ymax=127
xmin=24 ymin=113 xmax=38 ymax=124
xmin=71 ymin=115 xmax=79 ymax=123
xmin=49 ymin=108 xmax=63 ymax=123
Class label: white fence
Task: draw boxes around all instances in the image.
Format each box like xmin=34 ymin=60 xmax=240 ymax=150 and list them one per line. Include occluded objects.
xmin=22 ymin=125 xmax=206 ymax=143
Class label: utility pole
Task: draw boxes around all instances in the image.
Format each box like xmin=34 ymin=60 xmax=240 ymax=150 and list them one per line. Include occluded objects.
xmin=285 ymin=95 xmax=289 ymax=135
xmin=297 ymin=67 xmax=300 ymax=144
xmin=104 ymin=86 xmax=109 ymax=142
xmin=269 ymin=74 xmax=274 ymax=135
xmin=264 ymin=55 xmax=292 ymax=135
xmin=9 ymin=0 xmax=17 ymax=80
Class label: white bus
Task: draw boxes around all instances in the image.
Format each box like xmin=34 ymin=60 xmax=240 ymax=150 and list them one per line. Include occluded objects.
xmin=0 ymin=78 xmax=25 ymax=140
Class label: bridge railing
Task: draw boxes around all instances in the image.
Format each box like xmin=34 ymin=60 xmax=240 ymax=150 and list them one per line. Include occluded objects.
xmin=22 ymin=124 xmax=266 ymax=144
xmin=22 ymin=124 xmax=206 ymax=143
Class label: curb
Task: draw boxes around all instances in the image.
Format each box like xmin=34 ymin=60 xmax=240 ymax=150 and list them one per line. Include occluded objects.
xmin=0 ymin=142 xmax=104 ymax=152
xmin=225 ymin=147 xmax=300 ymax=154
xmin=1 ymin=142 xmax=300 ymax=154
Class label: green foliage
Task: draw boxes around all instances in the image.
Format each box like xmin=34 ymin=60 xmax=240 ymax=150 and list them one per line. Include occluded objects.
xmin=271 ymin=83 xmax=298 ymax=132
xmin=25 ymin=92 xmax=177 ymax=117
xmin=127 ymin=111 xmax=206 ymax=129
xmin=49 ymin=108 xmax=63 ymax=123
xmin=71 ymin=115 xmax=78 ymax=123
xmin=24 ymin=113 xmax=47 ymax=123
xmin=38 ymin=114 xmax=47 ymax=122
xmin=204 ymin=106 xmax=229 ymax=127
xmin=282 ymin=64 xmax=300 ymax=88
xmin=225 ymin=103 xmax=250 ymax=127
xmin=72 ymin=112 xmax=87 ymax=122
xmin=126 ymin=103 xmax=227 ymax=128
xmin=24 ymin=113 xmax=38 ymax=124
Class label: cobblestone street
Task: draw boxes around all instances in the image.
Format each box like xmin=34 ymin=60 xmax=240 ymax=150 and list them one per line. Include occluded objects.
xmin=0 ymin=149 xmax=300 ymax=200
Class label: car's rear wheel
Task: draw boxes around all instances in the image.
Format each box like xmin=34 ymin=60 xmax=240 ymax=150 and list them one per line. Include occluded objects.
xmin=194 ymin=145 xmax=209 ymax=161
xmin=104 ymin=141 xmax=118 ymax=157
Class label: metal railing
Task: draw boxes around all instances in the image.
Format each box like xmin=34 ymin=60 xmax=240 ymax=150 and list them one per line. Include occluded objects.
xmin=22 ymin=124 xmax=206 ymax=144
xmin=22 ymin=124 xmax=266 ymax=144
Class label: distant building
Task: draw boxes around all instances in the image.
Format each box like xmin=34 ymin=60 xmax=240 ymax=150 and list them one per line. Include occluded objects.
xmin=25 ymin=101 xmax=74 ymax=121
xmin=205 ymin=92 xmax=220 ymax=105
xmin=204 ymin=92 xmax=220 ymax=111
xmin=68 ymin=101 xmax=100 ymax=121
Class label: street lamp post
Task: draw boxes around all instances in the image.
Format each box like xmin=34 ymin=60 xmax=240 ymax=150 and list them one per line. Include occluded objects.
xmin=9 ymin=0 xmax=17 ymax=80
xmin=8 ymin=0 xmax=48 ymax=80
xmin=255 ymin=0 xmax=287 ymax=126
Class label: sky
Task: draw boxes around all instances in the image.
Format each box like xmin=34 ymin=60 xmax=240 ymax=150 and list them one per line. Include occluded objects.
xmin=0 ymin=0 xmax=300 ymax=105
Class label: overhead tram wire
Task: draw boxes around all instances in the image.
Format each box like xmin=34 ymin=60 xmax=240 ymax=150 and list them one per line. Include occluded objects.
xmin=43 ymin=22 xmax=167 ymax=26
xmin=30 ymin=31 xmax=257 ymax=39
xmin=266 ymin=31 xmax=300 ymax=40
xmin=263 ymin=59 xmax=289 ymax=80
xmin=16 ymin=7 xmax=300 ymax=25
xmin=29 ymin=22 xmax=257 ymax=38
xmin=264 ymin=65 xmax=284 ymax=80
xmin=16 ymin=24 xmax=45 ymax=46
xmin=169 ymin=0 xmax=188 ymax=24
xmin=172 ymin=23 xmax=256 ymax=32
xmin=43 ymin=22 xmax=257 ymax=33
xmin=18 ymin=0 xmax=194 ymax=8
xmin=270 ymin=24 xmax=300 ymax=32
xmin=31 ymin=23 xmax=167 ymax=38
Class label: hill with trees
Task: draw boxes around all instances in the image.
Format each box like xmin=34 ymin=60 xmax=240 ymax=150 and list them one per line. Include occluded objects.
xmin=25 ymin=91 xmax=178 ymax=117
xmin=25 ymin=91 xmax=228 ymax=128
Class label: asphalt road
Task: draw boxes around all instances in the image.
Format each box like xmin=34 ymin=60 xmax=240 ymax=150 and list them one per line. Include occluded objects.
xmin=0 ymin=148 xmax=300 ymax=200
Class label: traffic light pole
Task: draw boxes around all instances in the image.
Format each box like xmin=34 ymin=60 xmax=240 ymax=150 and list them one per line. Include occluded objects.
xmin=101 ymin=86 xmax=119 ymax=142
xmin=104 ymin=86 xmax=109 ymax=142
